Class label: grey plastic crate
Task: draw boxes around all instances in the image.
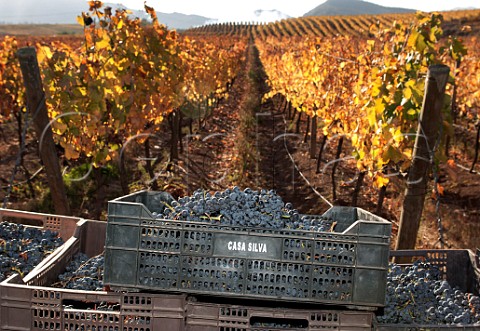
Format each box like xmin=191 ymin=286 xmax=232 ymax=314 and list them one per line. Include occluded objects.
xmin=0 ymin=208 xmax=186 ymax=331
xmin=1 ymin=282 xmax=186 ymax=331
xmin=374 ymin=249 xmax=480 ymax=331
xmin=104 ymin=190 xmax=392 ymax=309
xmin=186 ymin=301 xmax=374 ymax=331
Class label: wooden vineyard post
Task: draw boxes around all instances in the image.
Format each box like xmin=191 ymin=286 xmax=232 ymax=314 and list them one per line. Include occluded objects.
xmin=310 ymin=115 xmax=317 ymax=159
xmin=17 ymin=47 xmax=71 ymax=216
xmin=395 ymin=65 xmax=450 ymax=251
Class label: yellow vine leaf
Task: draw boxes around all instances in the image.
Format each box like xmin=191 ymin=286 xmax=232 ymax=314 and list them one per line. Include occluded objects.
xmin=76 ymin=15 xmax=85 ymax=26
xmin=404 ymin=87 xmax=412 ymax=99
xmin=374 ymin=175 xmax=390 ymax=188
xmin=96 ymin=37 xmax=110 ymax=50
xmin=37 ymin=46 xmax=53 ymax=63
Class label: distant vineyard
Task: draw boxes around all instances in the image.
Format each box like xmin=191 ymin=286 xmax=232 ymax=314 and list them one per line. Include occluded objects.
xmin=185 ymin=9 xmax=480 ymax=38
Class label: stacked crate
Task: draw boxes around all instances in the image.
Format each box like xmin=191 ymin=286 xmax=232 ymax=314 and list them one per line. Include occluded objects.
xmin=0 ymin=203 xmax=384 ymax=331
xmin=1 ymin=195 xmax=480 ymax=330
xmin=0 ymin=209 xmax=186 ymax=331
xmin=103 ymin=190 xmax=393 ymax=330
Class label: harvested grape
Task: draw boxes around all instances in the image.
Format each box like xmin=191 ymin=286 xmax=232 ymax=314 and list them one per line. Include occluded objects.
xmin=0 ymin=222 xmax=63 ymax=281
xmin=377 ymin=260 xmax=480 ymax=325
xmin=151 ymin=187 xmax=335 ymax=231
xmin=54 ymin=252 xmax=104 ymax=291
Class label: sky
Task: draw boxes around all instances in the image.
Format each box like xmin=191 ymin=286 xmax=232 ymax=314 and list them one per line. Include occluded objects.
xmin=123 ymin=0 xmax=480 ymax=21
xmin=1 ymin=0 xmax=480 ymax=24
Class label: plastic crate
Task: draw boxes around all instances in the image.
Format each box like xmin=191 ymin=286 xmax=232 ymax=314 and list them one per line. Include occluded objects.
xmin=104 ymin=190 xmax=392 ymax=309
xmin=0 ymin=208 xmax=81 ymax=242
xmin=390 ymin=249 xmax=479 ymax=295
xmin=0 ymin=208 xmax=186 ymax=331
xmin=374 ymin=249 xmax=480 ymax=331
xmin=186 ymin=301 xmax=374 ymax=331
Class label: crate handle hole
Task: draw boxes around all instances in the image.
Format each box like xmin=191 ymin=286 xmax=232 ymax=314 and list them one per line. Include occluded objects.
xmin=250 ymin=316 xmax=308 ymax=329
xmin=62 ymin=299 xmax=120 ymax=311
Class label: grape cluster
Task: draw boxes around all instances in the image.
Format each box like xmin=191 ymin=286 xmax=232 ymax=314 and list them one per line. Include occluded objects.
xmin=54 ymin=253 xmax=104 ymax=291
xmin=0 ymin=221 xmax=63 ymax=281
xmin=377 ymin=260 xmax=480 ymax=325
xmin=151 ymin=187 xmax=334 ymax=231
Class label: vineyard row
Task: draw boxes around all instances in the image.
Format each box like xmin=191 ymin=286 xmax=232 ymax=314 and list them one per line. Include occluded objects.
xmin=186 ymin=9 xmax=480 ymax=38
xmin=254 ymin=12 xmax=480 ymax=188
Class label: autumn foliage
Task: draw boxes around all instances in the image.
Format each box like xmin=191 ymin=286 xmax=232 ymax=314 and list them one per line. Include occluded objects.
xmin=257 ymin=12 xmax=471 ymax=188
xmin=0 ymin=1 xmax=245 ymax=170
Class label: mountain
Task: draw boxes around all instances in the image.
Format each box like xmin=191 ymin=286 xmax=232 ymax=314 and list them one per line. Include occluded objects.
xmin=304 ymin=0 xmax=415 ymax=16
xmin=0 ymin=0 xmax=211 ymax=30
xmin=156 ymin=12 xmax=211 ymax=29
xmin=105 ymin=4 xmax=211 ymax=30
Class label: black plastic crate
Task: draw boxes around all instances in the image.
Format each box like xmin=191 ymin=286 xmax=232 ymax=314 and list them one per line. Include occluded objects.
xmin=104 ymin=190 xmax=392 ymax=309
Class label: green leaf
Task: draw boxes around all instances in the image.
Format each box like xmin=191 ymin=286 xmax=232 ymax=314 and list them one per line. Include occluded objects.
xmin=415 ymin=33 xmax=427 ymax=53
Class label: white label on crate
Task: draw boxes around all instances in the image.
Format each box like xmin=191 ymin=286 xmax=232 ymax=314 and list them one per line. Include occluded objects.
xmin=214 ymin=233 xmax=281 ymax=259
xmin=227 ymin=241 xmax=267 ymax=253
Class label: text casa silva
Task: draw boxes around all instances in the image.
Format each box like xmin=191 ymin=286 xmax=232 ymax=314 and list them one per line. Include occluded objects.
xmin=227 ymin=241 xmax=268 ymax=253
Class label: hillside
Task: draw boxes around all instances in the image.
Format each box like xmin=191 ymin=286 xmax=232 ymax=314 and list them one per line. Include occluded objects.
xmin=107 ymin=4 xmax=211 ymax=30
xmin=186 ymin=9 xmax=480 ymax=38
xmin=156 ymin=12 xmax=211 ymax=30
xmin=0 ymin=24 xmax=83 ymax=36
xmin=304 ymin=0 xmax=415 ymax=16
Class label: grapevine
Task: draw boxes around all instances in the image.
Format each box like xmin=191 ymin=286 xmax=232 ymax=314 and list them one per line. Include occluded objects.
xmin=0 ymin=36 xmax=23 ymax=123
xmin=35 ymin=2 xmax=245 ymax=170
xmin=257 ymin=12 xmax=468 ymax=193
xmin=454 ymin=36 xmax=480 ymax=171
